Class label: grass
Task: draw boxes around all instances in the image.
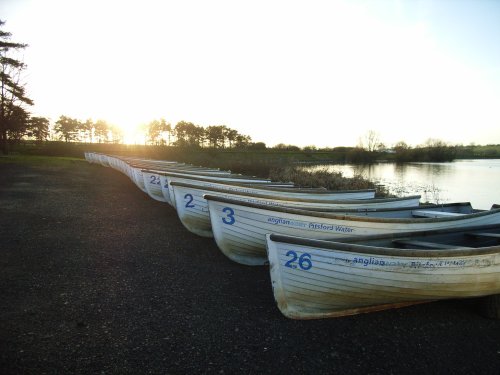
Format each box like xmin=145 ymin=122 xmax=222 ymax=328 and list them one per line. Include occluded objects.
xmin=0 ymin=153 xmax=85 ymax=166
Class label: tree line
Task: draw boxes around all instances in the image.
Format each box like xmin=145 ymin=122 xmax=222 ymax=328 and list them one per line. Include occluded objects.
xmin=141 ymin=120 xmax=253 ymax=148
xmin=3 ymin=112 xmax=257 ymax=149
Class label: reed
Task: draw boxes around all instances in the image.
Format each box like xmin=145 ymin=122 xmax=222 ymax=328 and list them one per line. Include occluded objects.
xmin=269 ymin=166 xmax=390 ymax=197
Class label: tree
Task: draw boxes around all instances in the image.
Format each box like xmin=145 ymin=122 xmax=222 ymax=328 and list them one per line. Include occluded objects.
xmin=235 ymin=134 xmax=251 ymax=148
xmin=223 ymin=127 xmax=238 ymax=148
xmin=79 ymin=119 xmax=94 ymax=143
xmin=359 ymin=130 xmax=383 ymax=152
xmin=190 ymin=125 xmax=205 ymax=147
xmin=26 ymin=116 xmax=50 ymax=142
xmin=158 ymin=118 xmax=171 ymax=146
xmin=54 ymin=115 xmax=80 ymax=142
xmin=163 ymin=120 xmax=173 ymax=146
xmin=145 ymin=118 xmax=171 ymax=145
xmin=273 ymin=143 xmax=300 ymax=151
xmin=248 ymin=142 xmax=266 ymax=150
xmin=146 ymin=119 xmax=162 ymax=145
xmin=420 ymin=138 xmax=456 ymax=162
xmin=393 ymin=141 xmax=412 ymax=163
xmin=206 ymin=125 xmax=225 ymax=148
xmin=93 ymin=119 xmax=109 ymax=143
xmin=5 ymin=105 xmax=29 ymax=142
xmin=0 ymin=20 xmax=33 ymax=154
xmin=174 ymin=121 xmax=203 ymax=147
xmin=108 ymin=124 xmax=123 ymax=144
xmin=303 ymin=145 xmax=317 ymax=151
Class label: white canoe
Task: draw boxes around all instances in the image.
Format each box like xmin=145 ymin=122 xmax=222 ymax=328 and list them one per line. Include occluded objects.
xmin=205 ymin=195 xmax=500 ymax=265
xmin=85 ymin=152 xmax=295 ymax=204
xmin=265 ymin=224 xmax=500 ymax=319
xmin=158 ymin=171 xmax=297 ymax=208
xmin=165 ymin=176 xmax=375 ymax=210
xmin=129 ymin=164 xmax=232 ymax=195
xmin=140 ymin=167 xmax=234 ymax=202
xmin=172 ymin=181 xmax=421 ymax=237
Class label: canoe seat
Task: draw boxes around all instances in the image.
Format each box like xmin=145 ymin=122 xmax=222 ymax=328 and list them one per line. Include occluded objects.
xmin=411 ymin=210 xmax=466 ymax=218
xmin=464 ymin=232 xmax=500 ymax=240
xmin=392 ymin=239 xmax=468 ymax=249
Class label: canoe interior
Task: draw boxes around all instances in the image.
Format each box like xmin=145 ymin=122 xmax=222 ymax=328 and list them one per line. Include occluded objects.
xmin=270 ymin=223 xmax=500 ymax=256
xmin=204 ymin=194 xmax=477 ymax=218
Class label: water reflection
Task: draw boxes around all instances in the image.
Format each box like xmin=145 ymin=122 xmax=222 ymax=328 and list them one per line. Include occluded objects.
xmin=303 ymin=159 xmax=500 ymax=210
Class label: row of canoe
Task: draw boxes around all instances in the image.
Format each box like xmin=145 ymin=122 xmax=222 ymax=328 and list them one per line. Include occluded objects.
xmin=84 ymin=152 xmax=500 ymax=319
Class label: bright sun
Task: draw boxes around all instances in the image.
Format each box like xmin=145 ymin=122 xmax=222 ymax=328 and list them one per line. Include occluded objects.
xmin=119 ymin=124 xmax=147 ymax=145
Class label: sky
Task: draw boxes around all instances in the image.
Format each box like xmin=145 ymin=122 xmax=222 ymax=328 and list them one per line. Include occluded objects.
xmin=1 ymin=0 xmax=500 ymax=147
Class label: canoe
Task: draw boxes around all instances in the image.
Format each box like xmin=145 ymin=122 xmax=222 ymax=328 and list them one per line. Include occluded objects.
xmin=84 ymin=153 xmax=296 ymax=204
xmin=131 ymin=159 xmax=230 ymax=187
xmin=140 ymin=167 xmax=233 ymax=202
xmin=166 ymin=177 xmax=375 ymax=211
xmin=265 ymin=224 xmax=500 ymax=319
xmin=172 ymin=181 xmax=421 ymax=237
xmin=128 ymin=163 xmax=232 ymax=194
xmin=205 ymin=195 xmax=500 ymax=265
xmin=157 ymin=171 xmax=298 ymax=208
xmin=86 ymin=153 xmax=180 ymax=169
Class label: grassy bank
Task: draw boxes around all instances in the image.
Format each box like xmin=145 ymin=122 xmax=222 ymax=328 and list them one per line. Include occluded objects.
xmin=0 ymin=153 xmax=84 ymax=166
xmin=2 ymin=151 xmax=388 ymax=197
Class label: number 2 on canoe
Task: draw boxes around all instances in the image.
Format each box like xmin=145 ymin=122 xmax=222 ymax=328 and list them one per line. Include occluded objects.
xmin=184 ymin=193 xmax=195 ymax=208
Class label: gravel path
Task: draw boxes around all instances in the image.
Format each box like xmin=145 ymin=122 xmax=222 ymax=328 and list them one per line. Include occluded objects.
xmin=1 ymin=158 xmax=499 ymax=374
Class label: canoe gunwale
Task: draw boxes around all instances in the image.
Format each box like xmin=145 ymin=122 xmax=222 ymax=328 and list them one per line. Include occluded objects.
xmin=204 ymin=195 xmax=482 ymax=224
xmin=163 ymin=173 xmax=377 ymax=193
xmin=154 ymin=170 xmax=273 ymax=182
xmin=139 ymin=167 xmax=229 ymax=175
xmin=268 ymin=232 xmax=500 ymax=257
xmin=170 ymin=180 xmax=329 ymax=193
xmin=171 ymin=181 xmax=420 ymax=203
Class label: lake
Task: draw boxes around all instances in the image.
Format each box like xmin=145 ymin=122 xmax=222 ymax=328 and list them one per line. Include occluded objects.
xmin=303 ymin=159 xmax=500 ymax=210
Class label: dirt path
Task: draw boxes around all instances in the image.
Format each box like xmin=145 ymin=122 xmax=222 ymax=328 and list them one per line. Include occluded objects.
xmin=1 ymin=158 xmax=499 ymax=374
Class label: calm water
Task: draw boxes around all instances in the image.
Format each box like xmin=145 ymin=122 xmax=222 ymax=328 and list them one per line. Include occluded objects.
xmin=303 ymin=159 xmax=500 ymax=210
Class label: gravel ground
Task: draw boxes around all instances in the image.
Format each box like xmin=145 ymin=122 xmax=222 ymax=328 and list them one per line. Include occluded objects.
xmin=1 ymin=158 xmax=499 ymax=375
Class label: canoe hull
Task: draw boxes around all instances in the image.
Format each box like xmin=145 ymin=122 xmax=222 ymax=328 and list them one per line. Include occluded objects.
xmin=266 ymin=234 xmax=500 ymax=319
xmin=206 ymin=197 xmax=500 ymax=265
xmin=142 ymin=171 xmax=168 ymax=202
xmin=173 ymin=183 xmax=420 ymax=238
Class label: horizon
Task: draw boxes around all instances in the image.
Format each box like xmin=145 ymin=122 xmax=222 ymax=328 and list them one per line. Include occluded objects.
xmin=2 ymin=0 xmax=500 ymax=148
xmin=34 ymin=117 xmax=500 ymax=149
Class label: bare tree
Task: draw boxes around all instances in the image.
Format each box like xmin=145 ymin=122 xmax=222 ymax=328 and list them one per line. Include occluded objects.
xmin=358 ymin=130 xmax=384 ymax=152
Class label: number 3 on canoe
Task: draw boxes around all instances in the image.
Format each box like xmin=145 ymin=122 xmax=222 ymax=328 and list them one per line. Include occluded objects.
xmin=222 ymin=207 xmax=235 ymax=225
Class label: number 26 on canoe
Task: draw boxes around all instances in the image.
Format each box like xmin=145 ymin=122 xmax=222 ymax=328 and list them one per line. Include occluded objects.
xmin=285 ymin=251 xmax=313 ymax=270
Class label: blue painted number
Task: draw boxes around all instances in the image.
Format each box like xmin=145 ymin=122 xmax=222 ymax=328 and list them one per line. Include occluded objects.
xmin=149 ymin=175 xmax=160 ymax=185
xmin=285 ymin=250 xmax=312 ymax=270
xmin=184 ymin=193 xmax=195 ymax=208
xmin=222 ymin=207 xmax=235 ymax=225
